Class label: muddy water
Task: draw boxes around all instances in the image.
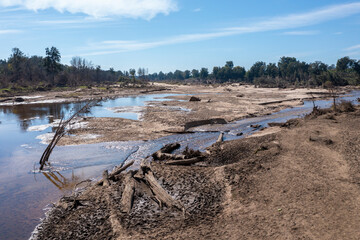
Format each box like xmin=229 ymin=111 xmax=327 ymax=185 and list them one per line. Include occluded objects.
xmin=0 ymin=91 xmax=359 ymax=239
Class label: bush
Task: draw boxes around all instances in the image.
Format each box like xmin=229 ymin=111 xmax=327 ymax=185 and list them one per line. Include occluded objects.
xmin=336 ymin=100 xmax=355 ymax=112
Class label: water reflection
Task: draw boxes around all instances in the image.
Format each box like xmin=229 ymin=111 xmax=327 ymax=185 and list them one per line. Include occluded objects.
xmin=42 ymin=171 xmax=80 ymax=191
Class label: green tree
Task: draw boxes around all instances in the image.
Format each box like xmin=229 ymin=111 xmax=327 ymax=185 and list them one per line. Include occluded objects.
xmin=232 ymin=66 xmax=246 ymax=81
xmin=266 ymin=63 xmax=278 ymax=78
xmin=225 ymin=61 xmax=234 ymax=69
xmin=129 ymin=68 xmax=136 ymax=83
xmin=8 ymin=47 xmax=26 ymax=83
xmin=174 ymin=70 xmax=184 ymax=80
xmin=248 ymin=61 xmax=266 ymax=81
xmin=191 ymin=69 xmax=200 ymax=78
xmin=200 ymin=68 xmax=209 ymax=79
xmin=44 ymin=47 xmax=61 ymax=85
xmin=184 ymin=70 xmax=191 ymax=79
xmin=336 ymin=56 xmax=354 ymax=72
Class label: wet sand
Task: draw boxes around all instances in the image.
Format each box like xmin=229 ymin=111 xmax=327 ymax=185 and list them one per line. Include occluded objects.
xmin=8 ymin=83 xmax=336 ymax=146
xmin=32 ymin=104 xmax=360 ymax=240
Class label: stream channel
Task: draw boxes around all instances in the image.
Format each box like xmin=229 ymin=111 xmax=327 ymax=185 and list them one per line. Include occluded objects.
xmin=0 ymin=91 xmax=359 ymax=239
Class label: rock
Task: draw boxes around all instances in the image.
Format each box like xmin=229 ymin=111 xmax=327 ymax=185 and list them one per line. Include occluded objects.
xmin=189 ymin=96 xmax=201 ymax=102
xmin=250 ymin=124 xmax=261 ymax=129
xmin=236 ymin=94 xmax=244 ymax=97
xmin=236 ymin=132 xmax=243 ymax=136
xmin=14 ymin=97 xmax=25 ymax=102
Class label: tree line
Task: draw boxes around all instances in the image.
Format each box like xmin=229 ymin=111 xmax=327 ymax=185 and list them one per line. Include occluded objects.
xmin=0 ymin=47 xmax=129 ymax=90
xmin=148 ymin=57 xmax=360 ymax=87
xmin=1 ymin=47 xmax=360 ymax=91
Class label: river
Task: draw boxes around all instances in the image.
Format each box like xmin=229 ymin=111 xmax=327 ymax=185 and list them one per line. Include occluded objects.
xmin=0 ymin=91 xmax=359 ymax=239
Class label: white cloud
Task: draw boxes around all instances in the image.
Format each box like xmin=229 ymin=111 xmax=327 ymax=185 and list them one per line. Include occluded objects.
xmin=282 ymin=30 xmax=319 ymax=36
xmin=0 ymin=29 xmax=21 ymax=34
xmin=226 ymin=2 xmax=360 ymax=32
xmin=79 ymin=2 xmax=360 ymax=56
xmin=35 ymin=17 xmax=111 ymax=25
xmin=0 ymin=0 xmax=177 ymax=19
xmin=193 ymin=8 xmax=201 ymax=12
xmin=345 ymin=44 xmax=360 ymax=51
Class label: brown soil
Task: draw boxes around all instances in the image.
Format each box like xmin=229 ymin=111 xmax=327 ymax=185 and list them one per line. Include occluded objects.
xmin=52 ymin=83 xmax=335 ymax=145
xmin=33 ymin=106 xmax=360 ymax=240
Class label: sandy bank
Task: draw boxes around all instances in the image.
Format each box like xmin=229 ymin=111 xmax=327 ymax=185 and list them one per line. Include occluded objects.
xmin=35 ymin=83 xmax=335 ymax=146
xmin=32 ymin=105 xmax=360 ymax=240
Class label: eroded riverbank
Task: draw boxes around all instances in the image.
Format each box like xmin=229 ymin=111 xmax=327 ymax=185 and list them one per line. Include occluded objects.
xmin=32 ymin=103 xmax=360 ymax=240
xmin=0 ymin=84 xmax=358 ymax=239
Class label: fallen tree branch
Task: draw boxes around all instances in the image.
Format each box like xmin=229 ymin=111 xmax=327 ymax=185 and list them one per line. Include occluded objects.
xmin=152 ymin=143 xmax=181 ymax=160
xmin=143 ymin=168 xmax=183 ymax=210
xmin=216 ymin=132 xmax=224 ymax=143
xmin=39 ymin=102 xmax=93 ymax=170
xmin=97 ymin=160 xmax=135 ymax=186
xmin=165 ymin=157 xmax=205 ymax=166
xmin=102 ymin=170 xmax=110 ymax=187
xmin=120 ymin=172 xmax=136 ymax=213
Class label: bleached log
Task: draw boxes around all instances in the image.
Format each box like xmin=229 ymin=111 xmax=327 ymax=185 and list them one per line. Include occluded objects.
xmin=97 ymin=160 xmax=135 ymax=186
xmin=217 ymin=132 xmax=224 ymax=143
xmin=120 ymin=173 xmax=136 ymax=213
xmin=152 ymin=143 xmax=180 ymax=160
xmin=165 ymin=157 xmax=204 ymax=166
xmin=102 ymin=170 xmax=110 ymax=187
xmin=144 ymin=170 xmax=183 ymax=210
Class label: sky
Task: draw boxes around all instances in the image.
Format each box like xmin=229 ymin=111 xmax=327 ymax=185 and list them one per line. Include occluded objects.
xmin=1 ymin=0 xmax=360 ymax=73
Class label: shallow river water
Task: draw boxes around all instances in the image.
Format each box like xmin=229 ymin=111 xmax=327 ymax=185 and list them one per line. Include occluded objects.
xmin=0 ymin=91 xmax=359 ymax=239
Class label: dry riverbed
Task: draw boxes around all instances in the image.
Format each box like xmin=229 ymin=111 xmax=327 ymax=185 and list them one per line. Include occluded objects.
xmin=6 ymin=82 xmax=337 ymax=145
xmin=32 ymin=103 xmax=360 ymax=240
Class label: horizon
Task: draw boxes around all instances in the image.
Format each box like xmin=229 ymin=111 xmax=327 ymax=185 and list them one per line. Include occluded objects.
xmin=1 ymin=0 xmax=360 ymax=73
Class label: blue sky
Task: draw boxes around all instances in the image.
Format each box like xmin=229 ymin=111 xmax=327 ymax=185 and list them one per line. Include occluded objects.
xmin=1 ymin=0 xmax=360 ymax=73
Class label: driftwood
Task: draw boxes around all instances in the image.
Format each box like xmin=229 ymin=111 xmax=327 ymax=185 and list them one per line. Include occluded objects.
xmin=120 ymin=172 xmax=136 ymax=213
xmin=217 ymin=132 xmax=224 ymax=143
xmin=157 ymin=153 xmax=185 ymax=160
xmin=39 ymin=102 xmax=93 ymax=170
xmin=184 ymin=118 xmax=227 ymax=130
xmin=98 ymin=160 xmax=135 ymax=186
xmin=165 ymin=157 xmax=204 ymax=166
xmin=102 ymin=170 xmax=110 ymax=187
xmin=144 ymin=169 xmax=183 ymax=210
xmin=152 ymin=143 xmax=181 ymax=160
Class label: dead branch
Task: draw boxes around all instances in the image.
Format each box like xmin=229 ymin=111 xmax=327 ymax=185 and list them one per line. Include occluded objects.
xmin=39 ymin=102 xmax=93 ymax=170
xmin=152 ymin=143 xmax=181 ymax=160
xmin=217 ymin=132 xmax=224 ymax=143
xmin=102 ymin=170 xmax=110 ymax=187
xmin=120 ymin=172 xmax=136 ymax=213
xmin=97 ymin=160 xmax=135 ymax=186
xmin=143 ymin=168 xmax=183 ymax=210
xmin=164 ymin=157 xmax=205 ymax=166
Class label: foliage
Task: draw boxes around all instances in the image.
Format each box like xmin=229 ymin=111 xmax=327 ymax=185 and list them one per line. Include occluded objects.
xmin=1 ymin=47 xmax=360 ymax=90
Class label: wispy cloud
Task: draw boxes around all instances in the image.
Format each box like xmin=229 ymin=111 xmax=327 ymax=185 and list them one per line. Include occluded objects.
xmin=345 ymin=44 xmax=360 ymax=51
xmin=282 ymin=30 xmax=319 ymax=36
xmin=79 ymin=2 xmax=360 ymax=56
xmin=0 ymin=0 xmax=178 ymax=20
xmin=193 ymin=8 xmax=201 ymax=12
xmin=0 ymin=29 xmax=22 ymax=34
xmin=35 ymin=17 xmax=111 ymax=25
